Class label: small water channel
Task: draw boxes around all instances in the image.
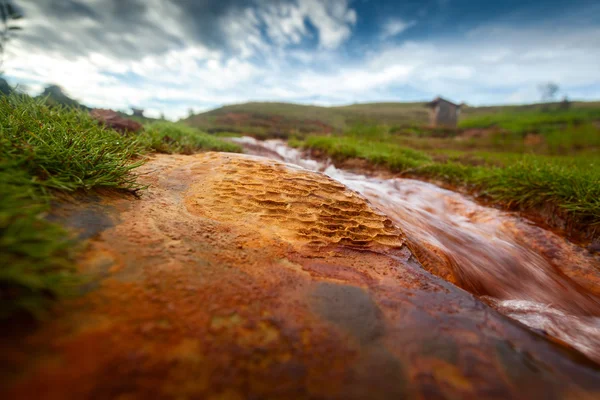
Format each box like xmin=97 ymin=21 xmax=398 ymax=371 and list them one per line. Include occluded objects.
xmin=233 ymin=136 xmax=600 ymax=363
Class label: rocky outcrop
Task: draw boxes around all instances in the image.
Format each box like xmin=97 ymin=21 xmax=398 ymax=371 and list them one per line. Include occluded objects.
xmin=2 ymin=153 xmax=599 ymax=399
xmin=90 ymin=108 xmax=143 ymax=134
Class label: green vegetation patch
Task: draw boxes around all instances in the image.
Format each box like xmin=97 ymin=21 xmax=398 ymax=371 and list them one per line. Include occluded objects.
xmin=0 ymin=167 xmax=75 ymax=318
xmin=1 ymin=95 xmax=143 ymax=191
xmin=304 ymin=135 xmax=431 ymax=171
xmin=459 ymin=108 xmax=600 ymax=134
xmin=479 ymin=158 xmax=600 ymax=222
xmin=140 ymin=121 xmax=242 ymax=154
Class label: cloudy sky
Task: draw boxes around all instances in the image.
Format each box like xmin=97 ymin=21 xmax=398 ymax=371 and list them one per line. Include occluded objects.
xmin=4 ymin=0 xmax=600 ymax=119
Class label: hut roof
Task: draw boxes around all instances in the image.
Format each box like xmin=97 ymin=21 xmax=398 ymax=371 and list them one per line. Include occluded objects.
xmin=425 ymin=97 xmax=462 ymax=108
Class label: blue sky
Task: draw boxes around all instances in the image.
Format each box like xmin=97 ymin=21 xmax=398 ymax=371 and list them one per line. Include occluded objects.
xmin=5 ymin=0 xmax=600 ymax=119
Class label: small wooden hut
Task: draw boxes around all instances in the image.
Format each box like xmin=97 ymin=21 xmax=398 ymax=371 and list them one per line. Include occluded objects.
xmin=425 ymin=97 xmax=462 ymax=128
xmin=131 ymin=107 xmax=145 ymax=118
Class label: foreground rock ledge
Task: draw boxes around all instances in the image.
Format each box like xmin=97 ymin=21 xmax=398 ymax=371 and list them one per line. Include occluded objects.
xmin=2 ymin=153 xmax=599 ymax=399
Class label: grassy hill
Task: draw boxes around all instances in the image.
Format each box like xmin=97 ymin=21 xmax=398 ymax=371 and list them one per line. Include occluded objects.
xmin=183 ymin=100 xmax=600 ymax=137
xmin=182 ymin=101 xmax=430 ymax=136
xmin=183 ymin=102 xmax=347 ymax=137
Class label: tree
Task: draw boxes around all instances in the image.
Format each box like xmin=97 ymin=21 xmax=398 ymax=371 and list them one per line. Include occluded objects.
xmin=0 ymin=1 xmax=22 ymax=73
xmin=539 ymin=82 xmax=559 ymax=103
xmin=188 ymin=108 xmax=195 ymax=118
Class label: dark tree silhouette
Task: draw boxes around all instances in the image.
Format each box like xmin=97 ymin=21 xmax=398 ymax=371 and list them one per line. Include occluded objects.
xmin=538 ymin=82 xmax=559 ymax=103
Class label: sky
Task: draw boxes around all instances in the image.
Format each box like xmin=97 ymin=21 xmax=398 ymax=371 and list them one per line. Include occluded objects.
xmin=3 ymin=0 xmax=600 ymax=119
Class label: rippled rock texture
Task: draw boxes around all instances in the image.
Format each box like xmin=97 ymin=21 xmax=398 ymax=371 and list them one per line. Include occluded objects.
xmin=2 ymin=153 xmax=600 ymax=399
xmin=186 ymin=153 xmax=404 ymax=249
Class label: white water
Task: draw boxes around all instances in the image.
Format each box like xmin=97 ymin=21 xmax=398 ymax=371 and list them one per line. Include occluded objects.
xmin=233 ymin=137 xmax=600 ymax=363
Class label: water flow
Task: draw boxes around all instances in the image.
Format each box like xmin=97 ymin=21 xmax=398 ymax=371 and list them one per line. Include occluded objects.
xmin=233 ymin=137 xmax=600 ymax=362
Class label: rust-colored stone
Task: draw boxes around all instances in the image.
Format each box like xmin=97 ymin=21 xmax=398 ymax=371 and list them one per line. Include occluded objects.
xmin=184 ymin=154 xmax=404 ymax=250
xmin=90 ymin=108 xmax=143 ymax=134
xmin=1 ymin=153 xmax=599 ymax=399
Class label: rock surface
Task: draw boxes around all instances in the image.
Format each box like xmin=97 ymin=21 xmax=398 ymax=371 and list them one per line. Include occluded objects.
xmin=90 ymin=108 xmax=143 ymax=134
xmin=2 ymin=152 xmax=600 ymax=399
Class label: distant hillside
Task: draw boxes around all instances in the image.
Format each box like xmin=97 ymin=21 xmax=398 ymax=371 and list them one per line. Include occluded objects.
xmin=37 ymin=85 xmax=90 ymax=110
xmin=183 ymin=102 xmax=348 ymax=136
xmin=183 ymin=100 xmax=600 ymax=136
xmin=31 ymin=84 xmax=160 ymax=123
xmin=331 ymin=102 xmax=430 ymax=126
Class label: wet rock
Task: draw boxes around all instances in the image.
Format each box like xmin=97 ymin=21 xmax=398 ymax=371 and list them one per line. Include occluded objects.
xmin=90 ymin=108 xmax=143 ymax=134
xmin=310 ymin=282 xmax=384 ymax=345
xmin=589 ymin=239 xmax=600 ymax=254
xmin=2 ymin=152 xmax=600 ymax=399
xmin=184 ymin=153 xmax=404 ymax=250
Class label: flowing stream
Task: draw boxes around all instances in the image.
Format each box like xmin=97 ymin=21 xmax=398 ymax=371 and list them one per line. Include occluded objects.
xmin=233 ymin=137 xmax=600 ymax=363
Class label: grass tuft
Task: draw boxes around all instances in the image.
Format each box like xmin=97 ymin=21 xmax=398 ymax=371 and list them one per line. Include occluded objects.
xmin=140 ymin=122 xmax=242 ymax=154
xmin=304 ymin=135 xmax=431 ymax=171
xmin=0 ymin=166 xmax=76 ymax=318
xmin=1 ymin=95 xmax=143 ymax=192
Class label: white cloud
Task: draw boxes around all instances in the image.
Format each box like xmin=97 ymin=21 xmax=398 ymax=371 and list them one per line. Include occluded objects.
xmin=234 ymin=0 xmax=357 ymax=52
xmin=381 ymin=19 xmax=417 ymax=39
xmin=300 ymin=0 xmax=357 ymax=49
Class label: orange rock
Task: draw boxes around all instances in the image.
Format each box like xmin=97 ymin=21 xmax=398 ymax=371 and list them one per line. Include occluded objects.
xmin=1 ymin=153 xmax=599 ymax=399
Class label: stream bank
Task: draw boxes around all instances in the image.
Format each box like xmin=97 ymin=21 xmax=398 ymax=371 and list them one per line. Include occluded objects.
xmin=234 ymin=137 xmax=600 ymax=363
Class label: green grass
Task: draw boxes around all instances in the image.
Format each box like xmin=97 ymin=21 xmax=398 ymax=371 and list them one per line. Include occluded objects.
xmin=211 ymin=131 xmax=244 ymax=138
xmin=477 ymin=158 xmax=600 ymax=221
xmin=2 ymin=96 xmax=143 ymax=191
xmin=305 ymin=135 xmax=431 ymax=171
xmin=0 ymin=95 xmax=241 ymax=319
xmin=0 ymin=167 xmax=75 ymax=318
xmin=543 ymin=123 xmax=600 ymax=154
xmin=140 ymin=122 xmax=241 ymax=154
xmin=459 ymin=108 xmax=600 ymax=134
